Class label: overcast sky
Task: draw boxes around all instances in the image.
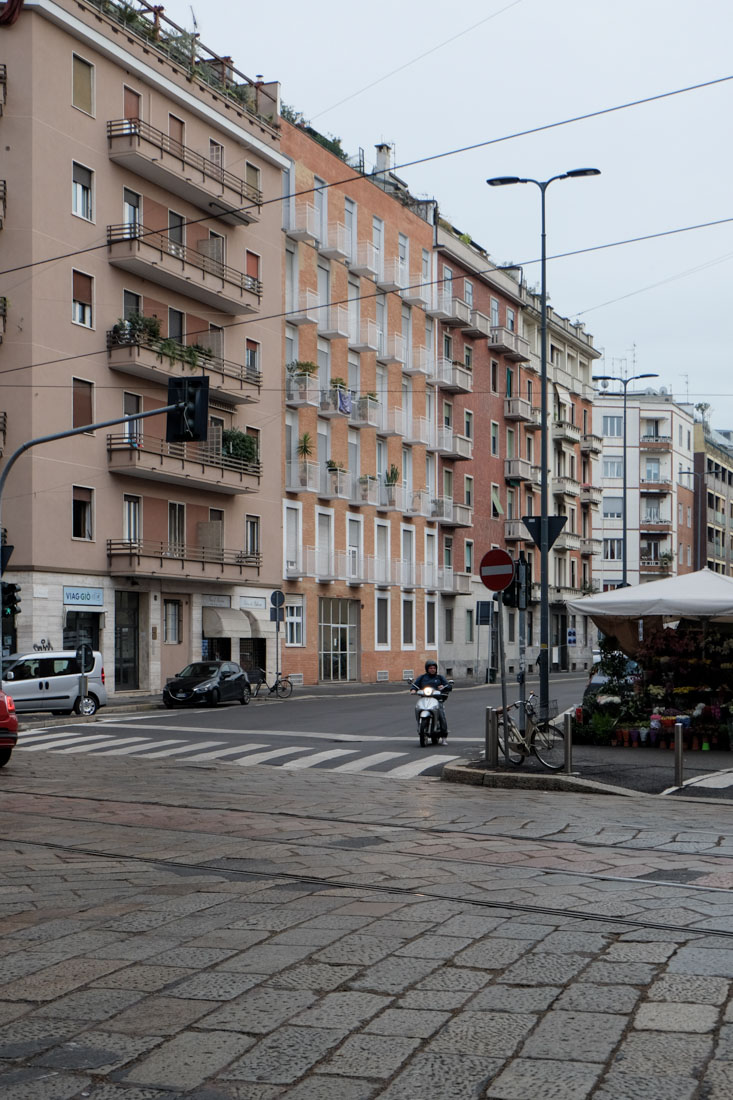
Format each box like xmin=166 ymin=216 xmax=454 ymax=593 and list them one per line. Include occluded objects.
xmin=162 ymin=0 xmax=733 ymax=424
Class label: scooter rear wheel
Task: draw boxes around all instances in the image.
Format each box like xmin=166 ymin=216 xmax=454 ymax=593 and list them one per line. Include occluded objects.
xmin=418 ymin=715 xmax=430 ymax=747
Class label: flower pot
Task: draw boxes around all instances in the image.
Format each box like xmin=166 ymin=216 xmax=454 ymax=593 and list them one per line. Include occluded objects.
xmin=630 ymin=729 xmax=639 ymax=747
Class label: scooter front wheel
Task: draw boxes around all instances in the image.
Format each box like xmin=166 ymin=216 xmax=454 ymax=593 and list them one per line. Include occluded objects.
xmin=418 ymin=715 xmax=430 ymax=747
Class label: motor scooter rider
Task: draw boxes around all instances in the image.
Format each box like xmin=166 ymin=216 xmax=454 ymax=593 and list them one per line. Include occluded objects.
xmin=411 ymin=660 xmax=452 ymax=743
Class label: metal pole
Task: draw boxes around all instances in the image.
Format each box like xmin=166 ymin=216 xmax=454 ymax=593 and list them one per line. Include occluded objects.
xmin=497 ymin=600 xmax=509 ymax=764
xmin=538 ymin=180 xmax=550 ymax=725
xmin=622 ymin=380 xmax=628 ymax=586
xmin=674 ymin=719 xmax=684 ymax=788
xmin=563 ymin=711 xmax=573 ymax=774
xmin=485 ymin=707 xmax=498 ymax=768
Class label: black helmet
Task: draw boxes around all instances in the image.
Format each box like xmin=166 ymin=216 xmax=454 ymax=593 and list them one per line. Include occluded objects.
xmin=425 ymin=660 xmax=438 ymax=671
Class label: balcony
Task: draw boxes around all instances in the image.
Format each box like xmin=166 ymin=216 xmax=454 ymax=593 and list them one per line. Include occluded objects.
xmin=640 ymin=434 xmax=672 ymax=451
xmin=107 ymin=433 xmax=261 ymax=494
xmin=319 ymin=386 xmax=354 ymax=418
xmin=552 ymin=419 xmax=582 ymax=446
xmin=376 ymin=482 xmax=404 ymax=511
xmin=352 ymin=475 xmax=380 ymax=506
xmin=286 ymin=460 xmax=320 ymax=494
xmin=404 ymin=346 xmax=433 ymax=378
xmin=444 ymin=297 xmax=472 ymax=327
xmin=437 ymin=567 xmax=454 ymax=592
xmin=348 ymin=318 xmax=378 ymax=352
xmin=437 ymin=428 xmax=472 ymax=460
xmin=318 ymin=222 xmax=349 ymax=261
xmin=318 ymin=305 xmax=349 ymax=340
xmin=401 ymin=277 xmax=430 ymax=308
xmin=435 ymin=359 xmax=473 ymax=393
xmin=581 ymin=432 xmax=603 ymax=455
xmin=552 ymin=475 xmax=581 ymax=498
xmin=319 ymin=465 xmax=352 ymax=501
xmin=504 ymin=397 xmax=537 ymax=423
xmin=488 ymin=326 xmax=530 ymax=361
xmin=337 ymin=549 xmax=369 ymax=586
xmin=285 ymin=202 xmax=318 ymax=243
xmin=107 ymin=539 xmax=261 ymax=580
xmin=640 ymin=477 xmax=672 ymax=493
xmin=286 ymin=547 xmax=340 ymax=582
xmin=107 ymin=119 xmax=261 ymax=225
xmin=349 ymin=395 xmax=380 ymax=428
xmin=420 ymin=562 xmax=439 ymax=590
xmin=504 ymin=457 xmax=533 ymax=482
xmin=369 ymin=556 xmax=399 ymax=586
xmin=289 ymin=289 xmax=320 ymax=326
xmin=425 ymin=288 xmax=455 ymax=322
xmin=432 ymin=498 xmax=473 ymax=526
xmin=505 ymin=519 xmax=528 ymax=542
xmin=463 ymin=310 xmax=491 ymax=338
xmin=406 ymin=417 xmax=436 ymax=448
xmin=404 ymin=489 xmax=432 ymax=517
xmin=397 ymin=560 xmax=418 ymax=589
xmin=640 ymin=555 xmax=673 ymax=576
xmin=285 ymin=370 xmax=320 ymax=408
xmin=554 ymin=532 xmax=582 ymax=552
xmin=377 ymin=259 xmax=407 ymax=292
xmin=348 ymin=241 xmax=379 ymax=279
xmin=640 ymin=515 xmax=673 ymax=533
xmin=377 ymin=407 xmax=406 ymax=437
xmin=107 ymin=224 xmax=261 ymax=315
xmin=550 ymin=585 xmax=582 ymax=603
xmin=580 ymin=537 xmax=602 ymax=556
xmin=376 ymin=333 xmax=406 ymax=365
xmin=580 ymin=483 xmax=602 ymax=507
xmin=107 ymin=329 xmax=260 ymax=407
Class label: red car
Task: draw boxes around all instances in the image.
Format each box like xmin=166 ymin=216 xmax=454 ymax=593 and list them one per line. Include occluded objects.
xmin=0 ymin=690 xmax=18 ymax=767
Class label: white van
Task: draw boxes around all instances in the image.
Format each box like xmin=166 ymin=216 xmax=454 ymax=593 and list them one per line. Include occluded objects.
xmin=2 ymin=650 xmax=107 ymax=715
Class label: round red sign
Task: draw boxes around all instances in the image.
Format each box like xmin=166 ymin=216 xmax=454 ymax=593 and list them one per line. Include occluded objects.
xmin=479 ymin=549 xmax=515 ymax=592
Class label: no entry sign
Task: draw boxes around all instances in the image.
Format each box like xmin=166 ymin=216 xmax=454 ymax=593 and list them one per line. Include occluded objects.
xmin=479 ymin=549 xmax=515 ymax=592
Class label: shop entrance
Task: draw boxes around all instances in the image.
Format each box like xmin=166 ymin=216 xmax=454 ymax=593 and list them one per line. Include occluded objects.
xmin=113 ymin=591 xmax=139 ymax=689
xmin=318 ymin=597 xmax=359 ymax=681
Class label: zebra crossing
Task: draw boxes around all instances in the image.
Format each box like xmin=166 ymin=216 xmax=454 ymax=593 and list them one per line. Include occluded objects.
xmin=14 ymin=726 xmax=461 ymax=778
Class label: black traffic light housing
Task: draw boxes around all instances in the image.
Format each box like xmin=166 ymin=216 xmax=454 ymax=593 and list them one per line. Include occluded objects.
xmin=166 ymin=377 xmax=209 ymax=443
xmin=2 ymin=581 xmax=21 ymax=618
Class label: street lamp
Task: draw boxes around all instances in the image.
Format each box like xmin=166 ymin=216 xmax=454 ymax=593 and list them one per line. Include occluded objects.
xmin=592 ymin=372 xmax=659 ymax=586
xmin=487 ymin=168 xmax=600 ymax=723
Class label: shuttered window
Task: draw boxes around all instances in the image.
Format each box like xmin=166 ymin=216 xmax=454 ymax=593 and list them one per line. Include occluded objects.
xmin=72 ymin=55 xmax=94 ymax=114
xmin=72 ymin=271 xmax=93 ymax=327
xmin=245 ymin=251 xmax=260 ymax=280
xmin=72 ymin=378 xmax=93 ymax=429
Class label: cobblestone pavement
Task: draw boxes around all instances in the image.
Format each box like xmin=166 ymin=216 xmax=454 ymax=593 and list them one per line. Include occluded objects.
xmin=4 ymin=753 xmax=733 ymax=1097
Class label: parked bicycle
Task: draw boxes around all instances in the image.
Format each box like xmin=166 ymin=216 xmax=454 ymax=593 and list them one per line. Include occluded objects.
xmin=248 ymin=668 xmax=293 ymax=699
xmin=495 ymin=691 xmax=564 ymax=771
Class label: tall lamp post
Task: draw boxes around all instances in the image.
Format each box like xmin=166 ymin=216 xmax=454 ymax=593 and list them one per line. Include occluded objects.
xmin=592 ymin=372 xmax=658 ymax=586
xmin=487 ymin=168 xmax=600 ymax=723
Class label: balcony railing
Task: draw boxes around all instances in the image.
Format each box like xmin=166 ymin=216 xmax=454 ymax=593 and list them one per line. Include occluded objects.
xmin=404 ymin=488 xmax=432 ymax=517
xmin=286 ymin=460 xmax=320 ymax=493
xmin=0 ymin=64 xmax=6 ymax=117
xmin=640 ymin=477 xmax=672 ymax=492
xmin=107 ymin=119 xmax=261 ymax=224
xmin=348 ymin=318 xmax=378 ymax=352
xmin=552 ymin=475 xmax=581 ymax=497
xmin=580 ymin=483 xmax=602 ymax=507
xmin=376 ymin=333 xmax=406 ymax=365
xmin=504 ymin=397 xmax=537 ymax=423
xmin=436 ymin=428 xmax=472 ymax=460
xmin=107 ymin=433 xmax=261 ymax=494
xmin=318 ymin=222 xmax=350 ymax=261
xmin=404 ymin=346 xmax=433 ymax=378
xmin=107 ymin=224 xmax=261 ymax=314
xmin=552 ymin=419 xmax=582 ymax=445
xmin=554 ymin=532 xmax=582 ymax=552
xmin=580 ymin=538 xmax=602 ymax=555
xmin=432 ymin=498 xmax=473 ymax=526
xmin=505 ymin=457 xmax=533 ymax=482
xmin=377 ymin=259 xmax=408 ymax=292
xmin=319 ymin=387 xmax=354 ymax=417
xmin=401 ymin=277 xmax=430 ymax=308
xmin=581 ymin=432 xmax=603 ymax=454
xmin=488 ymin=326 xmax=530 ymax=361
xmin=505 ymin=519 xmax=528 ymax=541
xmin=0 ymin=296 xmax=7 ymax=342
xmin=348 ymin=241 xmax=379 ymax=279
xmin=285 ymin=202 xmax=318 ymax=242
xmin=352 ymin=475 xmax=380 ymax=506
xmin=288 ymin=289 xmax=320 ymax=326
xmin=405 ymin=417 xmax=436 ymax=448
xmin=435 ymin=359 xmax=473 ymax=393
xmin=318 ymin=305 xmax=349 ymax=340
xmin=463 ymin=310 xmax=491 ymax=338
xmin=107 ymin=329 xmax=261 ymax=405
xmin=349 ymin=395 xmax=380 ymax=428
xmin=640 ymin=434 xmax=672 ymax=448
xmin=285 ymin=371 xmax=320 ymax=407
xmin=107 ymin=539 xmax=261 ymax=576
xmin=377 ymin=407 xmax=407 ymax=437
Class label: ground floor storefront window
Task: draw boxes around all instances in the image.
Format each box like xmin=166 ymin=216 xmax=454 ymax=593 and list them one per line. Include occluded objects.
xmin=319 ymin=597 xmax=358 ymax=682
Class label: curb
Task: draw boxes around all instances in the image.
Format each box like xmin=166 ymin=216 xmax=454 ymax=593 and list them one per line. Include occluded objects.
xmin=442 ymin=758 xmax=643 ymax=797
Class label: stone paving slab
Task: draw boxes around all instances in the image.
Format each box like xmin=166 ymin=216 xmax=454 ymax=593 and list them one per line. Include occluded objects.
xmin=3 ymin=753 xmax=733 ymax=1095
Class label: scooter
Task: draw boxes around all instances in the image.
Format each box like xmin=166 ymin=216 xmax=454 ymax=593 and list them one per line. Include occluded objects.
xmin=409 ymin=679 xmax=453 ymax=747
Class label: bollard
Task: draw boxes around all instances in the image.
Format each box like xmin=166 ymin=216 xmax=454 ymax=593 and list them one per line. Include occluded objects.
xmin=674 ymin=719 xmax=684 ymax=788
xmin=563 ymin=712 xmax=573 ymax=775
xmin=485 ymin=707 xmax=498 ymax=768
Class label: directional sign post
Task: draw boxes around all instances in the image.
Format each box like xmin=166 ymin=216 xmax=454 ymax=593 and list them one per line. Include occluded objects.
xmin=479 ymin=548 xmax=515 ymax=592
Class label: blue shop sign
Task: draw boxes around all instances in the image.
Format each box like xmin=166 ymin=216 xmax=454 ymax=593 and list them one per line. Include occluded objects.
xmin=63 ymin=586 xmax=104 ymax=608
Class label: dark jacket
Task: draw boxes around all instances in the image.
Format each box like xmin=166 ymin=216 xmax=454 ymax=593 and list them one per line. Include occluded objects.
xmin=413 ymin=671 xmax=451 ymax=693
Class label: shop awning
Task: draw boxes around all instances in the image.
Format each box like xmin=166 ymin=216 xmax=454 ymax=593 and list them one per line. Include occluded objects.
xmin=202 ymin=607 xmax=251 ymax=638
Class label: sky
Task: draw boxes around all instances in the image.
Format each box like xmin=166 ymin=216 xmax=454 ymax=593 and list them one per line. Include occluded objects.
xmin=160 ymin=0 xmax=733 ymax=423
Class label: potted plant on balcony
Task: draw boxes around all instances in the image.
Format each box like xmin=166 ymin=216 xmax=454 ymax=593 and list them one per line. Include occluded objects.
xmin=222 ymin=428 xmax=259 ymax=466
xmin=112 ymin=312 xmax=160 ymax=346
xmin=326 ymin=459 xmax=346 ymax=492
xmin=296 ymin=432 xmax=313 ymax=486
xmin=358 ymin=474 xmax=377 ymax=502
xmin=659 ymin=550 xmax=674 ymax=572
xmin=384 ymin=463 xmax=400 ymax=506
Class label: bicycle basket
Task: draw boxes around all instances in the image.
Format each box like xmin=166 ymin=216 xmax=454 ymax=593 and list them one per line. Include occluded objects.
xmin=526 ymin=698 xmax=558 ymax=720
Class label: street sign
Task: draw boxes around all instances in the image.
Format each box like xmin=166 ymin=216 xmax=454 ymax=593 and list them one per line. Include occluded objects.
xmin=0 ymin=545 xmax=13 ymax=576
xmin=522 ymin=515 xmax=567 ymax=550
xmin=476 ymin=601 xmax=492 ymax=626
xmin=270 ymin=590 xmax=285 ymax=608
xmin=479 ymin=549 xmax=515 ymax=592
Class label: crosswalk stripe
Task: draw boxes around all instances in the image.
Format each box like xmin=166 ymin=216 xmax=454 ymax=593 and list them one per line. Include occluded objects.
xmin=231 ymin=746 xmax=307 ymax=766
xmin=386 ymin=754 xmax=459 ymax=777
xmin=85 ymin=738 xmax=186 ymax=756
xmin=184 ymin=743 xmax=268 ymax=762
xmin=20 ymin=729 xmax=112 ymax=743
xmin=20 ymin=734 xmax=117 ymax=752
xmin=331 ymin=751 xmax=406 ymax=773
xmin=134 ymin=740 xmax=224 ymax=759
xmin=283 ymin=749 xmax=359 ymax=769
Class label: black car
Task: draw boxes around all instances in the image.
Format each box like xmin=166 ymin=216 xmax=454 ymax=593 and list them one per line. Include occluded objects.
xmin=163 ymin=661 xmax=250 ymax=708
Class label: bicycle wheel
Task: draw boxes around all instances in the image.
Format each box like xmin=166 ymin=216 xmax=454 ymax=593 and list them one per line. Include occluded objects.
xmin=496 ymin=714 xmax=524 ymax=766
xmin=532 ymin=720 xmax=565 ymax=771
xmin=275 ymin=677 xmax=293 ymax=699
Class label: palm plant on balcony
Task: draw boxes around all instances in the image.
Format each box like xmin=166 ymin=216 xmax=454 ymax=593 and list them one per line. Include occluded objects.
xmin=384 ymin=463 xmax=400 ymax=505
xmin=286 ymin=360 xmax=318 ymax=375
xmin=296 ymin=432 xmax=313 ymax=485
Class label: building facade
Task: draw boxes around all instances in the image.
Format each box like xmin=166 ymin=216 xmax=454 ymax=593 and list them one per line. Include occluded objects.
xmin=0 ymin=0 xmax=287 ymax=690
xmin=693 ymin=422 xmax=733 ymax=574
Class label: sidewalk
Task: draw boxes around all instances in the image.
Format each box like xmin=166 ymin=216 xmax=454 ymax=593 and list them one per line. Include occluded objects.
xmin=3 ymin=751 xmax=733 ymax=1097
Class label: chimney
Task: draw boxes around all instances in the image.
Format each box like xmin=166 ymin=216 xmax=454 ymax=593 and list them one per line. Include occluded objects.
xmin=375 ymin=143 xmax=392 ymax=174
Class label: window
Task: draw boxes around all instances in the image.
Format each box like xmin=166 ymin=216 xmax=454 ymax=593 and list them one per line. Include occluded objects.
xmin=465 ymin=540 xmax=474 ymax=574
xmin=123 ymin=188 xmax=140 ymax=229
xmin=444 ymin=535 xmax=453 ymax=569
xmin=163 ymin=600 xmax=182 ymax=644
xmin=464 ymin=475 xmax=474 ymax=508
xmin=285 ymin=599 xmax=304 ymax=646
xmin=376 ymin=594 xmax=389 ymax=647
xmin=246 ymin=250 xmax=261 ymax=284
xmin=245 ymin=515 xmax=260 ymax=557
xmin=167 ymin=211 xmax=184 ymax=257
xmin=72 ymin=271 xmax=93 ymax=327
xmin=209 ymin=139 xmax=223 ymax=167
xmin=491 ymin=422 xmax=499 ymax=456
xmin=491 ymin=484 xmax=503 ymax=519
xmin=123 ymin=392 xmax=142 ymax=443
xmin=604 ymin=538 xmax=624 ymax=560
xmin=465 ymin=609 xmax=474 ymax=643
xmin=491 ymin=361 xmax=498 ymax=392
xmin=124 ymin=291 xmax=142 ymax=321
xmin=123 ymin=494 xmax=140 ymax=544
xmin=506 ymin=308 xmax=516 ymax=332
xmin=603 ymin=496 xmax=623 ymax=519
xmin=506 ymin=367 xmax=513 ymax=397
xmin=168 ymin=113 xmax=184 ymax=146
xmin=245 ymin=340 xmax=260 ymax=374
xmin=507 ymin=612 xmax=515 ymax=643
xmin=245 ymin=162 xmax=261 ymax=195
xmin=444 ymin=606 xmax=454 ymax=643
xmin=464 ymin=344 xmax=473 ymax=369
xmin=464 ymin=279 xmax=474 ymax=308
xmin=442 ymin=331 xmax=453 ymax=360
xmin=402 ymin=595 xmax=414 ymax=648
xmin=72 ymin=486 xmax=93 ymax=540
xmin=426 ymin=598 xmax=436 ymax=647
xmin=123 ymin=86 xmax=141 ymax=121
xmin=603 ymin=457 xmax=623 ymax=478
xmin=72 ymin=163 xmax=93 ymax=220
xmin=603 ymin=415 xmax=623 ymax=437
xmin=72 ymin=378 xmax=93 ymax=429
xmin=490 ymin=298 xmax=499 ymax=327
xmin=344 ymin=197 xmax=357 ymax=261
xmin=464 ymin=410 xmax=473 ymax=439
xmin=72 ymin=55 xmax=94 ymax=114
xmin=168 ymin=308 xmax=184 ymax=344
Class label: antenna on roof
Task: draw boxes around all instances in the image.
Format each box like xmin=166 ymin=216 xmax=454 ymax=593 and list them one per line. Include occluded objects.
xmin=190 ymin=6 xmax=198 ymax=32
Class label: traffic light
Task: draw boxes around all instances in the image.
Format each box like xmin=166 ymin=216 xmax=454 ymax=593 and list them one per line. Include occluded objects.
xmin=502 ymin=569 xmax=519 ymax=608
xmin=166 ymin=377 xmax=209 ymax=443
xmin=2 ymin=582 xmax=21 ymax=618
